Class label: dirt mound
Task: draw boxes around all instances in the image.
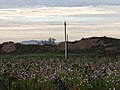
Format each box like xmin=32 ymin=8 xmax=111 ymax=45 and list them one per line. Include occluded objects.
xmin=1 ymin=42 xmax=16 ymax=53
xmin=57 ymin=37 xmax=120 ymax=52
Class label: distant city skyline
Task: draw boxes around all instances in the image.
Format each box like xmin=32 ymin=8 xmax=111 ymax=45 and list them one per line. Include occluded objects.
xmin=0 ymin=0 xmax=120 ymax=43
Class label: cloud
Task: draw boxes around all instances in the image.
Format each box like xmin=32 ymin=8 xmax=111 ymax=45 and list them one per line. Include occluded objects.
xmin=0 ymin=6 xmax=119 ymax=20
xmin=0 ymin=5 xmax=120 ymax=42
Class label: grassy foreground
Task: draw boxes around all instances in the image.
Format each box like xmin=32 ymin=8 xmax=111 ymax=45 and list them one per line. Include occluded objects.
xmin=0 ymin=54 xmax=120 ymax=90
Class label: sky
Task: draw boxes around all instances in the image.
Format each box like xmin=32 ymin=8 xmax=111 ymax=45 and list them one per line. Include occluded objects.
xmin=0 ymin=0 xmax=120 ymax=7
xmin=0 ymin=0 xmax=120 ymax=43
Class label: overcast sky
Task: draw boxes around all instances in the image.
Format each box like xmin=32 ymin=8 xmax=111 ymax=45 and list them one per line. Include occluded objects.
xmin=0 ymin=0 xmax=120 ymax=8
xmin=0 ymin=0 xmax=120 ymax=43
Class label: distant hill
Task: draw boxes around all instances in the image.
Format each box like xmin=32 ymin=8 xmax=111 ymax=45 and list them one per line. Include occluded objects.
xmin=0 ymin=36 xmax=120 ymax=55
xmin=20 ymin=40 xmax=40 ymax=45
xmin=20 ymin=38 xmax=56 ymax=45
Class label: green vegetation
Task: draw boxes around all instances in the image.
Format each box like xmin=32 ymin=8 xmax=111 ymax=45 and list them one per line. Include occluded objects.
xmin=0 ymin=54 xmax=120 ymax=90
xmin=0 ymin=37 xmax=120 ymax=90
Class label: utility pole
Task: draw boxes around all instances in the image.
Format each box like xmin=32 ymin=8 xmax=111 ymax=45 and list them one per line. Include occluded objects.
xmin=64 ymin=21 xmax=67 ymax=59
xmin=67 ymin=34 xmax=68 ymax=42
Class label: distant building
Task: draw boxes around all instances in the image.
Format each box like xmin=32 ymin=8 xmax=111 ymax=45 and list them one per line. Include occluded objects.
xmin=40 ymin=38 xmax=56 ymax=45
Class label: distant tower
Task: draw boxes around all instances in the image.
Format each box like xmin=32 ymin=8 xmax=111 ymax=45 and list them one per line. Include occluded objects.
xmin=64 ymin=21 xmax=67 ymax=59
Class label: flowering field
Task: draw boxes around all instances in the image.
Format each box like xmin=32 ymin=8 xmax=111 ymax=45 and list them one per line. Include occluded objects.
xmin=0 ymin=54 xmax=120 ymax=90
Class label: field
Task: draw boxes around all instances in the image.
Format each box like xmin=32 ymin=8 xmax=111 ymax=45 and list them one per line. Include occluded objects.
xmin=0 ymin=54 xmax=120 ymax=90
